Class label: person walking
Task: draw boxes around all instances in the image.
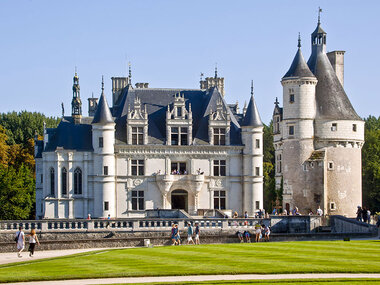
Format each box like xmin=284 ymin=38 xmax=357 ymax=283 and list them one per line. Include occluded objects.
xmin=367 ymin=209 xmax=371 ymax=224
xmin=356 ymin=206 xmax=363 ymax=222
xmin=194 ymin=222 xmax=200 ymax=245
xmin=15 ymin=226 xmax=25 ymax=258
xmin=186 ymin=222 xmax=194 ymax=245
xmin=244 ymin=230 xmax=251 ymax=243
xmin=264 ymin=225 xmax=271 ymax=242
xmin=27 ymin=229 xmax=40 ymax=257
xmin=171 ymin=224 xmax=177 ymax=245
xmin=175 ymin=224 xmax=181 ymax=245
xmin=254 ymin=223 xmax=262 ymax=242
xmin=317 ymin=206 xmax=323 ymax=216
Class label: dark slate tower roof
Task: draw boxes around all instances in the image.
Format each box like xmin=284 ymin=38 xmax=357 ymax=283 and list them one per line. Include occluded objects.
xmin=92 ymin=79 xmax=114 ymax=124
xmin=283 ymin=36 xmax=315 ymax=79
xmin=307 ymin=22 xmax=361 ymax=121
xmin=241 ymin=83 xmax=263 ymax=127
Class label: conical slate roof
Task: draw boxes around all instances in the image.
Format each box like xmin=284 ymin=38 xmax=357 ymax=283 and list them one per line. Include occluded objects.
xmin=92 ymin=92 xmax=114 ymax=124
xmin=283 ymin=48 xmax=315 ymax=79
xmin=241 ymin=94 xmax=263 ymax=127
xmin=307 ymin=24 xmax=361 ymax=121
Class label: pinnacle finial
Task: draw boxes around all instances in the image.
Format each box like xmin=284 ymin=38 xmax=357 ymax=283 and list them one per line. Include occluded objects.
xmin=128 ymin=62 xmax=132 ymax=82
xmin=318 ymin=7 xmax=322 ymax=24
xmin=274 ymin=97 xmax=279 ymax=106
xmin=251 ymin=80 xmax=254 ymax=96
xmin=215 ymin=63 xmax=218 ymax=78
xmin=298 ymin=32 xmax=301 ymax=48
xmin=75 ymin=66 xmax=77 ymax=76
xmin=101 ymin=75 xmax=104 ymax=93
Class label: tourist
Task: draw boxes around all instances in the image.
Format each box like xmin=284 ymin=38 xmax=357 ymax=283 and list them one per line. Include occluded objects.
xmin=233 ymin=211 xmax=238 ymax=218
xmin=356 ymin=206 xmax=363 ymax=222
xmin=283 ymin=209 xmax=287 ymax=216
xmin=175 ymin=224 xmax=181 ymax=245
xmin=187 ymin=222 xmax=194 ymax=245
xmin=258 ymin=209 xmax=263 ymax=218
xmin=254 ymin=223 xmax=262 ymax=242
xmin=194 ymin=222 xmax=200 ymax=245
xmin=27 ymin=229 xmax=40 ymax=257
xmin=317 ymin=206 xmax=323 ymax=216
xmin=272 ymin=208 xmax=277 ymax=215
xmin=244 ymin=211 xmax=248 ymax=219
xmin=363 ymin=207 xmax=368 ymax=223
xmin=367 ymin=209 xmax=371 ymax=224
xmin=236 ymin=230 xmax=244 ymax=243
xmin=171 ymin=224 xmax=177 ymax=245
xmin=87 ymin=213 xmax=91 ymax=220
xmin=244 ymin=230 xmax=251 ymax=243
xmin=15 ymin=226 xmax=25 ymax=258
xmin=264 ymin=225 xmax=271 ymax=242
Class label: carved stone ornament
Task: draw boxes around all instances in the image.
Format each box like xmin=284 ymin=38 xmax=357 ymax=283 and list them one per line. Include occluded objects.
xmin=133 ymin=179 xmax=143 ymax=186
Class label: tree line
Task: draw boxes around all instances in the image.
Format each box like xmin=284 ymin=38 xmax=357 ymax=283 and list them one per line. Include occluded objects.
xmin=0 ymin=111 xmax=378 ymax=219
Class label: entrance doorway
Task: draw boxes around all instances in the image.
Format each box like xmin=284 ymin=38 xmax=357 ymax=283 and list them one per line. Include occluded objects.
xmin=171 ymin=189 xmax=188 ymax=212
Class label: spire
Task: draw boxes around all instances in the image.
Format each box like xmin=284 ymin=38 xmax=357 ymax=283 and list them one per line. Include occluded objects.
xmin=283 ymin=34 xmax=315 ymax=79
xmin=318 ymin=7 xmax=322 ymax=25
xmin=214 ymin=63 xmax=218 ymax=78
xmin=274 ymin=97 xmax=279 ymax=107
xmin=241 ymin=82 xmax=263 ymax=127
xmin=92 ymin=77 xmax=114 ymax=124
xmin=128 ymin=62 xmax=132 ymax=84
xmin=71 ymin=71 xmax=82 ymax=118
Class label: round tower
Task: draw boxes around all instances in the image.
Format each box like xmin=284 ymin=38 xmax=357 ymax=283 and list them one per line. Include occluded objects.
xmin=280 ymin=36 xmax=318 ymax=213
xmin=92 ymin=77 xmax=116 ymax=218
xmin=241 ymin=81 xmax=264 ymax=216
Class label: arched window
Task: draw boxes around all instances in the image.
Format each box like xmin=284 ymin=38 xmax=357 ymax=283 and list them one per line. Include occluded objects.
xmin=61 ymin=168 xmax=67 ymax=196
xmin=50 ymin=168 xmax=55 ymax=196
xmin=74 ymin=168 xmax=82 ymax=195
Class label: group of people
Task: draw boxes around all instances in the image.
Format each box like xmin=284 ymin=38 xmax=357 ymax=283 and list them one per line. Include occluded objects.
xmin=356 ymin=206 xmax=372 ymax=223
xmin=171 ymin=222 xmax=200 ymax=245
xmin=14 ymin=226 xmax=40 ymax=258
xmin=237 ymin=224 xmax=271 ymax=243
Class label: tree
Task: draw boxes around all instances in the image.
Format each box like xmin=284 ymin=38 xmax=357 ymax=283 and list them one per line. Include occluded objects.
xmin=263 ymin=121 xmax=276 ymax=212
xmin=362 ymin=116 xmax=380 ymax=212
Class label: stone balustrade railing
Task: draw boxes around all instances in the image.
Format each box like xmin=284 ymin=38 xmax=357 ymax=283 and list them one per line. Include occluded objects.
xmin=0 ymin=217 xmax=273 ymax=233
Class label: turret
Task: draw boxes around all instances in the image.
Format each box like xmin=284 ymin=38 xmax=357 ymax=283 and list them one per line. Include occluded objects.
xmin=241 ymin=81 xmax=263 ymax=215
xmin=92 ymin=76 xmax=116 ymax=218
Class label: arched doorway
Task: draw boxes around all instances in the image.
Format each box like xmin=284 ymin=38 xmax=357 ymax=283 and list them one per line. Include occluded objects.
xmin=171 ymin=189 xmax=188 ymax=212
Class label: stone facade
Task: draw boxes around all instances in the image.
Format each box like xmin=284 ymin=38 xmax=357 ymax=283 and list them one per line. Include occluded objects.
xmin=273 ymin=20 xmax=364 ymax=217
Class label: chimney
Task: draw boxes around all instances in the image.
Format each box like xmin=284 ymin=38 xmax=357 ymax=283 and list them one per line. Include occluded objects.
xmin=327 ymin=51 xmax=345 ymax=87
xmin=111 ymin=77 xmax=129 ymax=106
xmin=88 ymin=97 xmax=98 ymax=117
xmin=135 ymin=83 xmax=149 ymax=89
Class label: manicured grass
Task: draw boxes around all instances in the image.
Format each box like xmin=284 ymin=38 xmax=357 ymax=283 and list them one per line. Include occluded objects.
xmin=130 ymin=280 xmax=380 ymax=285
xmin=1 ymin=241 xmax=380 ymax=283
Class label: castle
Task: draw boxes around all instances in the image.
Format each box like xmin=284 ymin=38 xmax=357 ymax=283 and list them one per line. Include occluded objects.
xmin=34 ymin=17 xmax=364 ymax=219
xmin=273 ymin=18 xmax=364 ymax=216
xmin=34 ymin=70 xmax=264 ymax=219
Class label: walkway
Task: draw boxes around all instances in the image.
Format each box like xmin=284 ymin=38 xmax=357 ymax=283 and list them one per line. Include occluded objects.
xmin=2 ymin=273 xmax=380 ymax=285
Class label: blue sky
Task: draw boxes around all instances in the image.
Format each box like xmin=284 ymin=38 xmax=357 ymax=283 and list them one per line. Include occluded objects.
xmin=0 ymin=0 xmax=379 ymax=124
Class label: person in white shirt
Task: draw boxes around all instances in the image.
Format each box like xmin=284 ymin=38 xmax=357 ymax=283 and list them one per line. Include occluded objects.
xmin=15 ymin=226 xmax=25 ymax=258
xmin=317 ymin=206 xmax=323 ymax=216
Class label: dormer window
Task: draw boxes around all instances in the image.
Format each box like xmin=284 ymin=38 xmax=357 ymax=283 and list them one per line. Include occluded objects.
xmin=166 ymin=93 xmax=193 ymax=146
xmin=209 ymin=99 xmax=230 ymax=145
xmin=127 ymin=97 xmax=148 ymax=145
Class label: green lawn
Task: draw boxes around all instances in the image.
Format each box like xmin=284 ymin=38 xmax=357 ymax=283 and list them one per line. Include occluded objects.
xmin=1 ymin=241 xmax=380 ymax=283
xmin=130 ymin=280 xmax=380 ymax=285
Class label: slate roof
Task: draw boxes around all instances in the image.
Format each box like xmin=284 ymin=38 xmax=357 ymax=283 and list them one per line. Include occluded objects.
xmin=44 ymin=117 xmax=93 ymax=152
xmin=113 ymin=86 xmax=242 ymax=145
xmin=241 ymin=94 xmax=263 ymax=127
xmin=92 ymin=93 xmax=114 ymax=124
xmin=283 ymin=48 xmax=315 ymax=79
xmin=307 ymin=24 xmax=361 ymax=121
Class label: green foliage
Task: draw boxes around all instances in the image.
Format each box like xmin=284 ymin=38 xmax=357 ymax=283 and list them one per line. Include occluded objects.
xmin=0 ymin=164 xmax=35 ymax=220
xmin=0 ymin=241 xmax=379 ymax=282
xmin=0 ymin=111 xmax=60 ymax=146
xmin=362 ymin=116 xmax=380 ymax=212
xmin=263 ymin=121 xmax=276 ymax=212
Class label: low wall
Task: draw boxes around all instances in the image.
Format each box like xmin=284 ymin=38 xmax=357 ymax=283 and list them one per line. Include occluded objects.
xmin=330 ymin=215 xmax=377 ymax=234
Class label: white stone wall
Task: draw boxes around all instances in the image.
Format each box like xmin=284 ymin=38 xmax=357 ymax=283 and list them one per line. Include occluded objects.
xmin=314 ymin=119 xmax=364 ymax=142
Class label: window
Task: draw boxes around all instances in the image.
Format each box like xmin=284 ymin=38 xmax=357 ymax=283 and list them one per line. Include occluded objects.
xmin=255 ymin=167 xmax=260 ymax=176
xmin=103 ymin=166 xmax=108 ymax=175
xmin=104 ymin=201 xmax=109 ymax=211
xmin=213 ymin=160 xmax=226 ymax=176
xmin=214 ymin=190 xmax=226 ymax=210
xmin=331 ymin=123 xmax=337 ymax=131
xmin=41 ymin=174 xmax=43 ymax=184
xmin=171 ymin=162 xmax=187 ymax=174
xmin=353 ymin=124 xmax=357 ymax=132
xmin=328 ymin=162 xmax=334 ymax=170
xmin=74 ymin=168 xmax=82 ymax=195
xmin=213 ymin=128 xmax=226 ymax=145
xmin=255 ymin=201 xmax=260 ymax=209
xmin=61 ymin=168 xmax=67 ymax=195
xmin=177 ymin=107 xmax=182 ymax=117
xmin=330 ymin=202 xmax=336 ymax=210
xmin=132 ymin=127 xmax=144 ymax=145
xmin=99 ymin=137 xmax=103 ymax=148
xmin=277 ymin=154 xmax=282 ymax=173
xmin=289 ymin=94 xmax=295 ymax=103
xmin=132 ymin=190 xmax=144 ymax=210
xmin=171 ymin=127 xmax=188 ymax=145
xmin=289 ymin=125 xmax=294 ymax=136
xmin=50 ymin=168 xmax=55 ymax=196
xmin=274 ymin=116 xmax=280 ymax=134
xmin=132 ymin=160 xmax=144 ymax=176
